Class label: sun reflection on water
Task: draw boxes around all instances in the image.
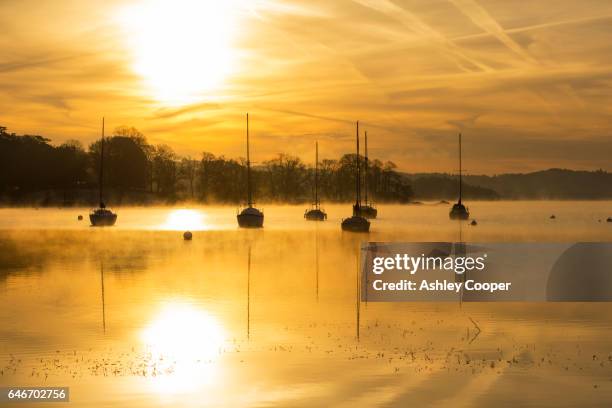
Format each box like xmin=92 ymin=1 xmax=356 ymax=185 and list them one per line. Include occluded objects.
xmin=161 ymin=209 xmax=208 ymax=231
xmin=141 ymin=301 xmax=226 ymax=394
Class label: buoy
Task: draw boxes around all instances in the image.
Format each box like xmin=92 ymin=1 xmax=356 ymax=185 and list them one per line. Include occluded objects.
xmin=550 ymin=215 xmax=556 ymax=219
xmin=183 ymin=231 xmax=192 ymax=240
xmin=607 ymin=217 xmax=612 ymax=223
xmin=470 ymin=219 xmax=477 ymax=226
xmin=77 ymin=215 xmax=83 ymax=221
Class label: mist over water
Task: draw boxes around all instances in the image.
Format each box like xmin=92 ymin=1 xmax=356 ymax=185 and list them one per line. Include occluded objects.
xmin=1 ymin=201 xmax=610 ymax=239
xmin=1 ymin=202 xmax=611 ymax=406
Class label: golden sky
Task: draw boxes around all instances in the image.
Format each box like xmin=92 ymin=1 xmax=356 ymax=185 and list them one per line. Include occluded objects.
xmin=1 ymin=0 xmax=611 ymax=173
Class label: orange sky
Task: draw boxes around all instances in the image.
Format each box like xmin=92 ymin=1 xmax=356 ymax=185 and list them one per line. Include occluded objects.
xmin=1 ymin=0 xmax=611 ymax=174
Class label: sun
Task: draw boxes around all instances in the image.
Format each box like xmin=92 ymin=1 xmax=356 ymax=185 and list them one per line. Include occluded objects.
xmin=118 ymin=0 xmax=241 ymax=106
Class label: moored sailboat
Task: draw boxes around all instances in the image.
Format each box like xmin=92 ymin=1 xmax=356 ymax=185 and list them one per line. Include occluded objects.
xmin=90 ymin=118 xmax=117 ymax=227
xmin=449 ymin=133 xmax=470 ymax=220
xmin=305 ymin=141 xmax=327 ymax=221
xmin=342 ymin=121 xmax=370 ymax=232
xmin=357 ymin=130 xmax=377 ymax=219
xmin=237 ymin=113 xmax=264 ymax=228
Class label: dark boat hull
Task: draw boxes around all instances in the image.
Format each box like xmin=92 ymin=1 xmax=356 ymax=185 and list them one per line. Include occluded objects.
xmin=355 ymin=205 xmax=377 ymax=219
xmin=305 ymin=208 xmax=327 ymax=221
xmin=449 ymin=203 xmax=469 ymax=220
xmin=237 ymin=208 xmax=264 ymax=228
xmin=341 ymin=216 xmax=370 ymax=232
xmin=90 ymin=210 xmax=117 ymax=226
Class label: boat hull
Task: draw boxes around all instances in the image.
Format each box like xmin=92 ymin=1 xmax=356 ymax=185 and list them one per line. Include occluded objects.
xmin=305 ymin=208 xmax=327 ymax=221
xmin=449 ymin=203 xmax=469 ymax=220
xmin=341 ymin=216 xmax=370 ymax=232
xmin=237 ymin=208 xmax=264 ymax=228
xmin=355 ymin=205 xmax=377 ymax=219
xmin=90 ymin=210 xmax=117 ymax=226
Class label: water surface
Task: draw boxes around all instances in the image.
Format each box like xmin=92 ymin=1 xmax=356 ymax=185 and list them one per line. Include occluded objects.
xmin=1 ymin=202 xmax=611 ymax=407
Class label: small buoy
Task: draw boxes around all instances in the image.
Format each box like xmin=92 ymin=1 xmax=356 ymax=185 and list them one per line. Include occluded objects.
xmin=550 ymin=215 xmax=556 ymax=219
xmin=77 ymin=215 xmax=83 ymax=221
xmin=183 ymin=231 xmax=192 ymax=240
xmin=470 ymin=220 xmax=477 ymax=226
xmin=607 ymin=217 xmax=612 ymax=223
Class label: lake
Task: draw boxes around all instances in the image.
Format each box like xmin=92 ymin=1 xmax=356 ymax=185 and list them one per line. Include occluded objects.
xmin=1 ymin=202 xmax=611 ymax=407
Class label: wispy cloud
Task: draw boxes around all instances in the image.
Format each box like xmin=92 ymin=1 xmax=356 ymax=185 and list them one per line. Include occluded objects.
xmin=353 ymin=0 xmax=492 ymax=72
xmin=0 ymin=0 xmax=612 ymax=173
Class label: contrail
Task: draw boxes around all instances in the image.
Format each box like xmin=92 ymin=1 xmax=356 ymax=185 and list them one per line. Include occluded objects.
xmin=354 ymin=0 xmax=492 ymax=72
xmin=449 ymin=0 xmax=539 ymax=66
xmin=0 ymin=53 xmax=89 ymax=73
xmin=454 ymin=13 xmax=612 ymax=40
xmin=258 ymin=106 xmax=405 ymax=133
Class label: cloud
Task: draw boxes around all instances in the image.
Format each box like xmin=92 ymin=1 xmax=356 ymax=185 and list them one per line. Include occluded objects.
xmin=1 ymin=0 xmax=612 ymax=173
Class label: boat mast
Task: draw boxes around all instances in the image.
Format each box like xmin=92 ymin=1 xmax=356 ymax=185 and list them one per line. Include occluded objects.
xmin=247 ymin=246 xmax=251 ymax=340
xmin=356 ymin=121 xmax=361 ymax=208
xmin=458 ymin=132 xmax=462 ymax=205
xmin=246 ymin=113 xmax=252 ymax=207
xmin=100 ymin=262 xmax=106 ymax=333
xmin=315 ymin=141 xmax=319 ymax=208
xmin=99 ymin=117 xmax=105 ymax=208
xmin=364 ymin=131 xmax=369 ymax=205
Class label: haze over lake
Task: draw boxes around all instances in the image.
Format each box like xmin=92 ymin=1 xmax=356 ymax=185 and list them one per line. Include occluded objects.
xmin=1 ymin=202 xmax=611 ymax=407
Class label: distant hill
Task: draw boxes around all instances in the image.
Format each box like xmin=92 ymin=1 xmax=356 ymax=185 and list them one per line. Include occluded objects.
xmin=404 ymin=175 xmax=499 ymax=200
xmin=403 ymin=169 xmax=612 ymax=200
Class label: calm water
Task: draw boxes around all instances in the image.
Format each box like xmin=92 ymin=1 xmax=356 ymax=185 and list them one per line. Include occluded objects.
xmin=1 ymin=202 xmax=611 ymax=407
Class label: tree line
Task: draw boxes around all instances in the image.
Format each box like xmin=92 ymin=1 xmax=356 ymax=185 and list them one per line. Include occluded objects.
xmin=0 ymin=125 xmax=414 ymax=205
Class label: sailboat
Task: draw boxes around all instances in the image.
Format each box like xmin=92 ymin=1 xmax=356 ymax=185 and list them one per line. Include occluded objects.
xmin=305 ymin=141 xmax=327 ymax=221
xmin=237 ymin=113 xmax=264 ymax=228
xmin=356 ymin=131 xmax=377 ymax=219
xmin=90 ymin=118 xmax=117 ymax=226
xmin=341 ymin=121 xmax=370 ymax=232
xmin=449 ymin=133 xmax=470 ymax=220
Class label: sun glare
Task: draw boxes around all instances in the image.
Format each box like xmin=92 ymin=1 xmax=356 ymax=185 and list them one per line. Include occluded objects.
xmin=142 ymin=301 xmax=225 ymax=361
xmin=162 ymin=209 xmax=207 ymax=230
xmin=141 ymin=301 xmax=226 ymax=393
xmin=118 ymin=0 xmax=241 ymax=105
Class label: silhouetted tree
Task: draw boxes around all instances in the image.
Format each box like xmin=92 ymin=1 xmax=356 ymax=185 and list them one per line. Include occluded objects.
xmin=179 ymin=157 xmax=198 ymax=199
xmin=197 ymin=153 xmax=246 ymax=203
xmin=262 ymin=154 xmax=306 ymax=202
xmin=89 ymin=136 xmax=148 ymax=202
xmin=15 ymin=124 xmax=612 ymax=204
xmin=0 ymin=127 xmax=91 ymax=202
xmin=150 ymin=145 xmax=177 ymax=198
